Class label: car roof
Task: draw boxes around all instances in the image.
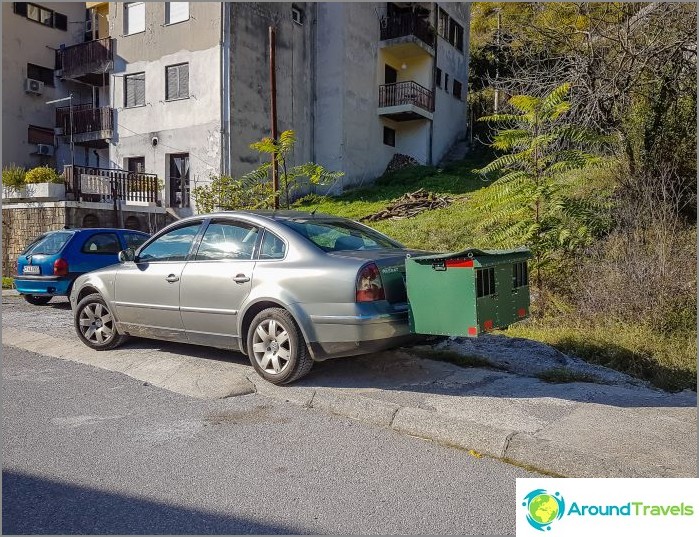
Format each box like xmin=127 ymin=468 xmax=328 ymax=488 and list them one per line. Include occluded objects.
xmin=207 ymin=210 xmax=339 ymax=221
xmin=49 ymin=228 xmax=149 ymax=234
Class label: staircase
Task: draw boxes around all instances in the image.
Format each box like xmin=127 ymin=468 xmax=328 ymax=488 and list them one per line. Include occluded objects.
xmin=438 ymin=138 xmax=470 ymax=166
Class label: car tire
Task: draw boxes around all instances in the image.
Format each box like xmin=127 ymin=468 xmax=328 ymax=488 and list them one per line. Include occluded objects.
xmin=74 ymin=293 xmax=127 ymax=350
xmin=23 ymin=294 xmax=52 ymax=306
xmin=247 ymin=308 xmax=313 ymax=385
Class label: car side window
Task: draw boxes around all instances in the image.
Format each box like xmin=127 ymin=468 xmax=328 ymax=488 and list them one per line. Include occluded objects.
xmin=258 ymin=230 xmax=286 ymax=260
xmin=138 ymin=223 xmax=200 ymax=262
xmin=81 ymin=233 xmax=121 ymax=254
xmin=123 ymin=232 xmax=149 ymax=250
xmin=194 ymin=221 xmax=259 ymax=261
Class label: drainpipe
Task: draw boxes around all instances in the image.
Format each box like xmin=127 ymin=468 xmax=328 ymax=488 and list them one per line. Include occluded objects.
xmin=428 ymin=2 xmax=437 ymax=166
xmin=220 ymin=2 xmax=231 ymax=177
xmin=310 ymin=3 xmax=317 ymax=164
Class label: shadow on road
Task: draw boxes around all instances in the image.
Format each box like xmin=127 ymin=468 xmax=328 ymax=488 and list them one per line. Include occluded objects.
xmin=2 ymin=470 xmax=307 ymax=535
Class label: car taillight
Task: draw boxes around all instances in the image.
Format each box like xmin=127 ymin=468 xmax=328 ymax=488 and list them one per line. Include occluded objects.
xmin=356 ymin=263 xmax=385 ymax=302
xmin=53 ymin=258 xmax=69 ymax=277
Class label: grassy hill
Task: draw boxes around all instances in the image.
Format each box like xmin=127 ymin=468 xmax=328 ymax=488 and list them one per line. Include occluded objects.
xmin=294 ymin=155 xmax=696 ymax=392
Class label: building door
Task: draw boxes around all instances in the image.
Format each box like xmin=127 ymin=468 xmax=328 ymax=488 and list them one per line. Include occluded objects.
xmin=169 ymin=153 xmax=190 ymax=208
xmin=127 ymin=156 xmax=145 ymax=174
xmin=385 ymin=64 xmax=398 ymax=84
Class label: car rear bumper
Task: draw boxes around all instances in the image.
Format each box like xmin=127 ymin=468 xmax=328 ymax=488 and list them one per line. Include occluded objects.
xmin=307 ymin=308 xmax=414 ymax=360
xmin=14 ymin=276 xmax=73 ymax=296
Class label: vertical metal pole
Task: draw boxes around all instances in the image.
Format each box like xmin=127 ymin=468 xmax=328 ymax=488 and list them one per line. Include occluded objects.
xmin=69 ymin=93 xmax=76 ymax=200
xmin=269 ymin=26 xmax=279 ymax=210
xmin=494 ymin=10 xmax=501 ymax=113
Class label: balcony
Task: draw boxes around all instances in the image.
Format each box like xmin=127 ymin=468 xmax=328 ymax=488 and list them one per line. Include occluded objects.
xmin=55 ymin=38 xmax=114 ymax=86
xmin=56 ymin=106 xmax=113 ymax=148
xmin=63 ymin=166 xmax=161 ymax=206
xmin=379 ymin=13 xmax=435 ymax=58
xmin=378 ymin=81 xmax=434 ymax=121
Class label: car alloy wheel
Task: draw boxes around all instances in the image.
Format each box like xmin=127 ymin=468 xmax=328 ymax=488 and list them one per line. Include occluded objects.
xmin=247 ymin=308 xmax=313 ymax=384
xmin=79 ymin=301 xmax=116 ymax=345
xmin=74 ymin=293 xmax=127 ymax=351
xmin=251 ymin=318 xmax=292 ymax=375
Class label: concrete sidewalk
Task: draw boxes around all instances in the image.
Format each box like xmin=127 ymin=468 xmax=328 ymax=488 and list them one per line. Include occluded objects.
xmin=2 ymin=325 xmax=695 ymax=478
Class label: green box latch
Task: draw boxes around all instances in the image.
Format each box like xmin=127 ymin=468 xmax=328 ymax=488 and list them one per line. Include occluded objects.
xmin=405 ymin=247 xmax=531 ymax=337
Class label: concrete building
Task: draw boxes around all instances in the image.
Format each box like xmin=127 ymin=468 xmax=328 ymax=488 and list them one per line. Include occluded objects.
xmin=104 ymin=1 xmax=470 ymax=214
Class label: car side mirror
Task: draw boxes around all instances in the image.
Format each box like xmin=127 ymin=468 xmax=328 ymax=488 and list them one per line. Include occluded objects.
xmin=118 ymin=248 xmax=135 ymax=263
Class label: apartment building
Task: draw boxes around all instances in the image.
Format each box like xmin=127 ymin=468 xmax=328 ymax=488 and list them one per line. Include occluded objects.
xmin=2 ymin=2 xmax=470 ymax=217
xmin=2 ymin=2 xmax=86 ymax=169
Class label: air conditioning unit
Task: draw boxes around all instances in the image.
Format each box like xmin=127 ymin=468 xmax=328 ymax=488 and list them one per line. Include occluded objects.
xmin=36 ymin=144 xmax=55 ymax=156
xmin=25 ymin=78 xmax=45 ymax=95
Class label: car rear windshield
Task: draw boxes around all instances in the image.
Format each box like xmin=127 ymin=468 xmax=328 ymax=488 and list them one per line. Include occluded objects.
xmin=282 ymin=219 xmax=402 ymax=252
xmin=21 ymin=231 xmax=74 ymax=255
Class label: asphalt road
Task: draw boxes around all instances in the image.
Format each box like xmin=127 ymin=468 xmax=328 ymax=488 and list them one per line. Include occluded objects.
xmin=2 ymin=344 xmax=537 ymax=534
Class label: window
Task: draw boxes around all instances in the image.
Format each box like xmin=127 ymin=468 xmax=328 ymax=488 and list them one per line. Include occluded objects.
xmin=14 ymin=3 xmax=66 ymax=30
xmin=476 ymin=268 xmax=496 ymax=298
xmin=436 ymin=68 xmax=442 ymax=88
xmin=166 ymin=63 xmax=189 ymax=100
xmin=259 ymin=230 xmax=286 ymax=260
xmin=124 ymin=72 xmax=145 ymax=108
xmin=27 ymin=63 xmax=54 ymax=86
xmin=124 ymin=232 xmax=149 ymax=249
xmin=27 ymin=125 xmax=54 ymax=145
xmin=195 ymin=221 xmax=259 ymax=261
xmin=22 ymin=231 xmax=73 ymax=255
xmin=452 ymin=79 xmax=462 ymax=100
xmin=138 ymin=223 xmax=200 ymax=262
xmin=449 ymin=19 xmax=464 ymax=51
xmin=124 ymin=2 xmax=145 ymax=35
xmin=512 ymin=261 xmax=529 ymax=289
xmin=383 ymin=126 xmax=395 ymax=147
xmin=165 ymin=2 xmax=189 ymax=25
xmin=291 ymin=5 xmax=303 ymax=25
xmin=81 ymin=233 xmax=121 ymax=254
xmin=281 ymin=219 xmax=401 ymax=252
xmin=444 ymin=73 xmax=449 ymax=93
xmin=437 ymin=8 xmax=449 ymax=39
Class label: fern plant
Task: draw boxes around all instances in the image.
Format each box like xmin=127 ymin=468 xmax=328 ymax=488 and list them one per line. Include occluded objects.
xmin=474 ymin=83 xmax=612 ymax=312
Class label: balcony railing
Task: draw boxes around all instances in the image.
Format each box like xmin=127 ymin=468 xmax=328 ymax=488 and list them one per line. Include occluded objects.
xmin=379 ymin=81 xmax=434 ymax=113
xmin=64 ymin=166 xmax=161 ymax=205
xmin=56 ymin=106 xmax=113 ymax=137
xmin=380 ymin=13 xmax=435 ymax=48
xmin=56 ymin=38 xmax=113 ymax=82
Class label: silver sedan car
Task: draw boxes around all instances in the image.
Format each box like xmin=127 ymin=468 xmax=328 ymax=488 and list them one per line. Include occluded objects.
xmin=70 ymin=210 xmax=423 ymax=384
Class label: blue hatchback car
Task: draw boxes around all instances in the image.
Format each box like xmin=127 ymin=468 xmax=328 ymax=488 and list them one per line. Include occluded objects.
xmin=15 ymin=228 xmax=150 ymax=305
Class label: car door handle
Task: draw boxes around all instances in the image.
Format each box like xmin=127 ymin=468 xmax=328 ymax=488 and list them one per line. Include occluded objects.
xmin=165 ymin=274 xmax=180 ymax=283
xmin=232 ymin=274 xmax=250 ymax=284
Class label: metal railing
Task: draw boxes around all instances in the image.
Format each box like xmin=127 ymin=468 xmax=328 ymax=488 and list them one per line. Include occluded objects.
xmin=56 ymin=106 xmax=113 ymax=136
xmin=380 ymin=13 xmax=435 ymax=48
xmin=64 ymin=166 xmax=161 ymax=205
xmin=379 ymin=81 xmax=435 ymax=113
xmin=56 ymin=37 xmax=114 ymax=79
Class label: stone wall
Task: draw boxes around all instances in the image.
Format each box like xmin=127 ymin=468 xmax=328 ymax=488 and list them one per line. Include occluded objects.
xmin=1 ymin=204 xmax=174 ymax=277
xmin=2 ymin=205 xmax=67 ymax=277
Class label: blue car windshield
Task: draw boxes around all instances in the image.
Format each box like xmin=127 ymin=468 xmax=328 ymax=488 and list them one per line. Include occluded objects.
xmin=22 ymin=231 xmax=74 ymax=255
xmin=283 ymin=219 xmax=402 ymax=252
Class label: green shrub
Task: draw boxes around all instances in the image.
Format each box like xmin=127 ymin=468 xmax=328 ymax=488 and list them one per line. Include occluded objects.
xmin=2 ymin=277 xmax=14 ymax=289
xmin=24 ymin=166 xmax=63 ymax=184
xmin=2 ymin=165 xmax=26 ymax=189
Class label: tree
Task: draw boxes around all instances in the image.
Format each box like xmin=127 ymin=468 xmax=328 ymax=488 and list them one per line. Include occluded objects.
xmin=192 ymin=130 xmax=343 ymax=213
xmin=473 ymin=83 xmax=611 ymax=313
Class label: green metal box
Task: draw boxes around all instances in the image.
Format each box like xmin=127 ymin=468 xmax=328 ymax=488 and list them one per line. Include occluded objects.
xmin=405 ymin=247 xmax=531 ymax=337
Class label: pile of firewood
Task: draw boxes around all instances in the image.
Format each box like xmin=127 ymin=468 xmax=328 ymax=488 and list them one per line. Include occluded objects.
xmin=360 ymin=188 xmax=453 ymax=222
